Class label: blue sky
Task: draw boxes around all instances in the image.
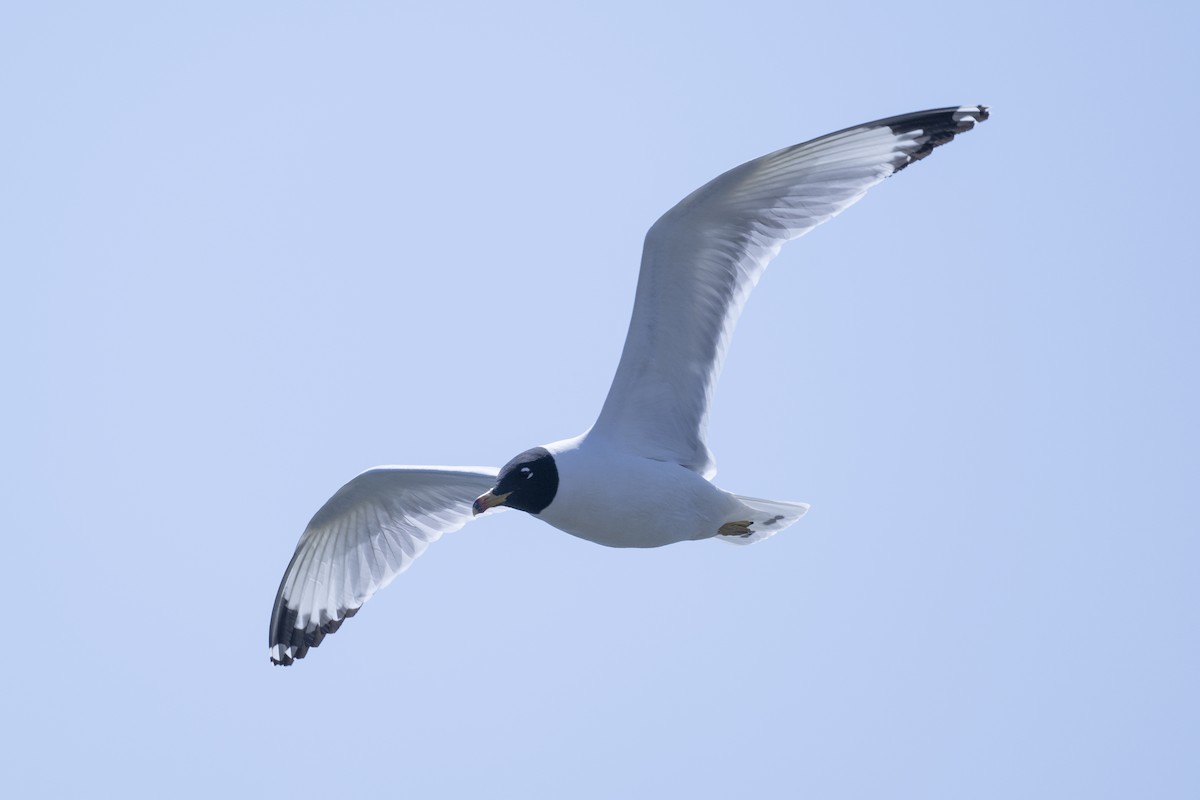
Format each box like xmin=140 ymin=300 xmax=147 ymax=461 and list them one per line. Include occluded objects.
xmin=5 ymin=2 xmax=1197 ymax=797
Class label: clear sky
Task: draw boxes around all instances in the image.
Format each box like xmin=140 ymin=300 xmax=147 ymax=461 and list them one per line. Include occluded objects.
xmin=4 ymin=2 xmax=1197 ymax=798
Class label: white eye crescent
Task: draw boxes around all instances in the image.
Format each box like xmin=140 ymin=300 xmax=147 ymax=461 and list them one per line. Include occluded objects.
xmin=520 ymin=467 xmax=533 ymax=479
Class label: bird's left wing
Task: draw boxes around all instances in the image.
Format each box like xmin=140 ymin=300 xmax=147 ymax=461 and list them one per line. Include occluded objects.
xmin=269 ymin=466 xmax=499 ymax=665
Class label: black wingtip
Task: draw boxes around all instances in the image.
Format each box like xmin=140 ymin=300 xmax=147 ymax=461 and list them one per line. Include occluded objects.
xmin=269 ymin=604 xmax=360 ymax=666
xmin=883 ymin=105 xmax=989 ymax=173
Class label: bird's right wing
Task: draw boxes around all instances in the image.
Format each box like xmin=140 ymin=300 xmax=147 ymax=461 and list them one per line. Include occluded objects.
xmin=590 ymin=106 xmax=989 ymax=477
xmin=269 ymin=466 xmax=500 ymax=665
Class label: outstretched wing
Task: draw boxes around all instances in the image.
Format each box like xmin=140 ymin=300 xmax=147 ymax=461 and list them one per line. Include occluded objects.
xmin=590 ymin=105 xmax=989 ymax=477
xmin=269 ymin=466 xmax=499 ymax=665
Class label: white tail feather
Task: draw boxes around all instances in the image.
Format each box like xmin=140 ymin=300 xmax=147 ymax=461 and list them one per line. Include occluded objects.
xmin=718 ymin=495 xmax=810 ymax=545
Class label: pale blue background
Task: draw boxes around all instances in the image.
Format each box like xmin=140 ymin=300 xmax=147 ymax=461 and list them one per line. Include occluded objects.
xmin=4 ymin=2 xmax=1197 ymax=797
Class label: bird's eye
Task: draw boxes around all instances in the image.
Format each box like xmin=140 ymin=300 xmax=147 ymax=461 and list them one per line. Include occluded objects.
xmin=520 ymin=467 xmax=533 ymax=479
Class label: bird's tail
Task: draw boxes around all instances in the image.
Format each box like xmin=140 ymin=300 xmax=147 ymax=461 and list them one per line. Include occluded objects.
xmin=719 ymin=495 xmax=810 ymax=545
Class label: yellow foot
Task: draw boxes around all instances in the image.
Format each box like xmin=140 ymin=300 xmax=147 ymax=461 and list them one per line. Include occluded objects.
xmin=718 ymin=520 xmax=753 ymax=538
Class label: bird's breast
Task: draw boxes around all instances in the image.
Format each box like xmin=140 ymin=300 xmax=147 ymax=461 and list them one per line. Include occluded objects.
xmin=534 ymin=443 xmax=740 ymax=548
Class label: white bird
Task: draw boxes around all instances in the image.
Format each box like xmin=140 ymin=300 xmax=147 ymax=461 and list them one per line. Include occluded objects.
xmin=269 ymin=105 xmax=989 ymax=665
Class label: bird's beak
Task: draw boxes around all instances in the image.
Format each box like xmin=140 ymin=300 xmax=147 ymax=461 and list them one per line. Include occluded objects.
xmin=472 ymin=490 xmax=511 ymax=516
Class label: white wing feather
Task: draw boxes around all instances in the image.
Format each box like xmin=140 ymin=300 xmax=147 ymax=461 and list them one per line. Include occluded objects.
xmin=269 ymin=466 xmax=499 ymax=665
xmin=591 ymin=106 xmax=988 ymax=476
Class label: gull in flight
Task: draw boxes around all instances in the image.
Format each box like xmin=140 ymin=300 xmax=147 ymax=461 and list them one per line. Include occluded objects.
xmin=269 ymin=105 xmax=989 ymax=665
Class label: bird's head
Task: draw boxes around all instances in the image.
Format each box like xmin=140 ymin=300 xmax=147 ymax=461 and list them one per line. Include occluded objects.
xmin=472 ymin=446 xmax=559 ymax=516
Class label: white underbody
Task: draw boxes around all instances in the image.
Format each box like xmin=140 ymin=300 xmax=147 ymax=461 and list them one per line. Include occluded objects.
xmin=534 ymin=434 xmax=807 ymax=548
